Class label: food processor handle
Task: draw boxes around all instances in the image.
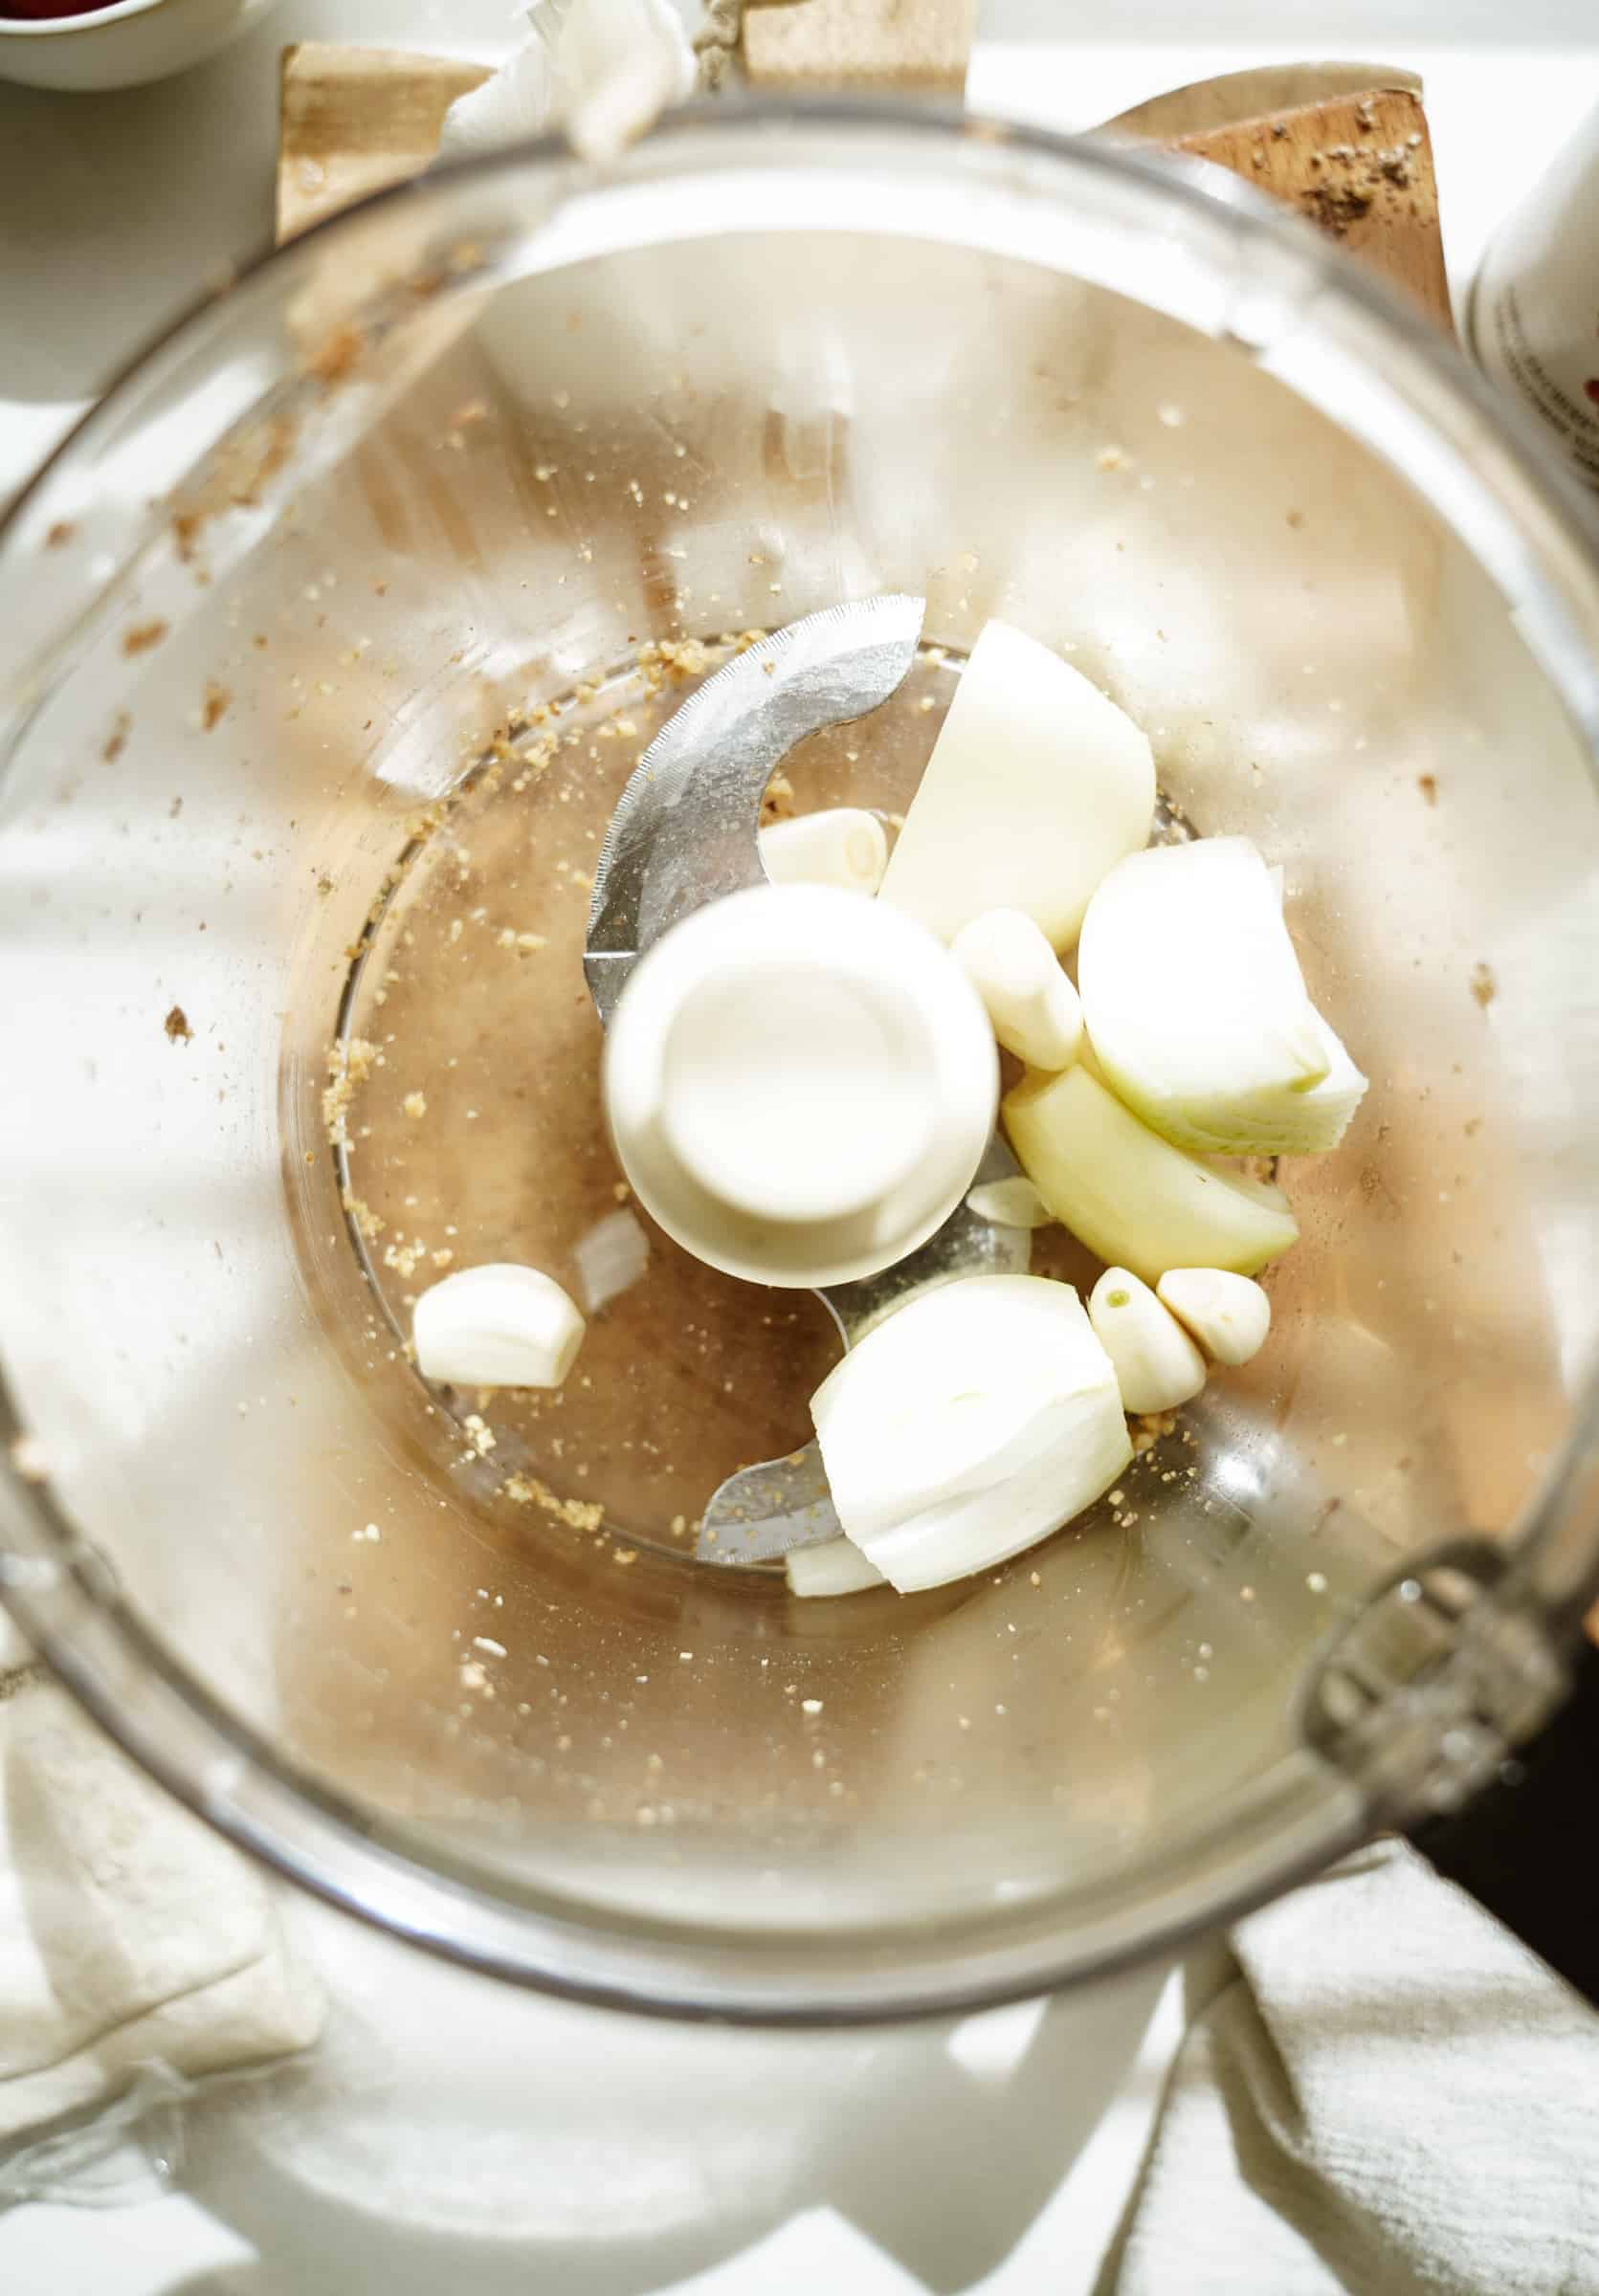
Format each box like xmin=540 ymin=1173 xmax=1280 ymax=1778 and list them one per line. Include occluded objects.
xmin=1408 ymin=1635 xmax=1599 ymax=2010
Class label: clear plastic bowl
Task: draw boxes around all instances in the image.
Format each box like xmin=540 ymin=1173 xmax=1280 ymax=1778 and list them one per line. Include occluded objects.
xmin=2 ymin=104 xmax=1597 ymax=2019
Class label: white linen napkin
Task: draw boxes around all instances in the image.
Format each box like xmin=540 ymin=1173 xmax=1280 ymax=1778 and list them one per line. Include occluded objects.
xmin=0 ymin=1661 xmax=322 ymax=2153
xmin=1100 ymin=1839 xmax=1599 ymax=2295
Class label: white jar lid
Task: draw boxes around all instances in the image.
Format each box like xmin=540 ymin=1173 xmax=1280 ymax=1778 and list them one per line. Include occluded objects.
xmin=603 ymin=883 xmax=997 ymax=1287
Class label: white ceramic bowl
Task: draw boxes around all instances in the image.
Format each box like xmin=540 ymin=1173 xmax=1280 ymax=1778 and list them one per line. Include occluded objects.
xmin=0 ymin=0 xmax=282 ymax=91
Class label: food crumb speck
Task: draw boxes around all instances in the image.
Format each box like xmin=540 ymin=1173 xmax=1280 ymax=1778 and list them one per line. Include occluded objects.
xmin=8 ymin=1434 xmax=48 ymax=1482
xmin=342 ymin=1189 xmax=384 ymax=1241
xmin=501 ymin=1474 xmax=604 ymax=1534
xmin=461 ymin=1413 xmax=497 ymax=1457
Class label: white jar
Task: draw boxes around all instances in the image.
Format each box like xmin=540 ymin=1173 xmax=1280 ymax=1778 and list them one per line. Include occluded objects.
xmin=1470 ymin=101 xmax=1599 ymax=493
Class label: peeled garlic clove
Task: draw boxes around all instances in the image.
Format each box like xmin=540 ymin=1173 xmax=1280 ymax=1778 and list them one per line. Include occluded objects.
xmin=1158 ymin=1268 xmax=1272 ymax=1366
xmin=1077 ymin=835 xmax=1367 ymax=1156
xmin=412 ymin=1263 xmax=585 ymax=1388
xmin=785 ymin=1539 xmax=887 ymax=1598
xmin=812 ymin=1274 xmax=1095 ymax=1541
xmin=760 ymin=807 xmax=888 ymax=896
xmin=878 ymin=620 xmax=1154 ymax=952
xmin=953 ymin=907 xmax=1083 ymax=1071
xmin=811 ymin=1272 xmax=1130 ymax=1593
xmin=1088 ymin=1268 xmax=1207 ymax=1415
xmin=1003 ymin=1059 xmax=1299 ymax=1284
xmin=966 ymin=1176 xmax=1055 ymax=1228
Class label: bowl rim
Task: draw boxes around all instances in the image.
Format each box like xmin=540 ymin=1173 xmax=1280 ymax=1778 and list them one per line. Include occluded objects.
xmin=2 ymin=94 xmax=1598 ymax=2022
xmin=0 ymin=0 xmax=190 ymax=39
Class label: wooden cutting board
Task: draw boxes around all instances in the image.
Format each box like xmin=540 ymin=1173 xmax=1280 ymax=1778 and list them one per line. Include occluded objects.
xmin=277 ymin=43 xmax=491 ymax=243
xmin=275 ymin=39 xmax=1450 ymax=331
xmin=1172 ymin=86 xmax=1449 ymax=328
xmin=741 ymin=0 xmax=975 ymax=94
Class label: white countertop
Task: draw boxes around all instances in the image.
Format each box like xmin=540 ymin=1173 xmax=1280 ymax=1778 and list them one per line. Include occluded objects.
xmin=2 ymin=8 xmax=1596 ymax=2292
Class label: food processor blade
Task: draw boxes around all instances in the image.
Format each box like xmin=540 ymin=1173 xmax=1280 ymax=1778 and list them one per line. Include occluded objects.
xmin=584 ymin=593 xmax=925 ymax=1023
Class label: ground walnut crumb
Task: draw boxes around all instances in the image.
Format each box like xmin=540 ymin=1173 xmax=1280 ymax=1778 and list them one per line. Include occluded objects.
xmin=1470 ymin=961 xmax=1498 ymax=1009
xmin=164 ymin=1004 xmax=192 ymax=1043
xmin=1302 ymin=182 xmax=1373 ymax=234
xmin=501 ymin=1473 xmax=604 ymax=1534
xmin=761 ymin=771 xmax=796 ymax=825
xmin=200 ymin=681 xmax=232 ymax=732
xmin=322 ymin=1036 xmax=377 ymax=1147
xmin=635 ymin=636 xmax=712 ymax=698
xmin=122 ymin=619 xmax=169 ymax=657
xmin=341 ymin=1188 xmax=384 ymax=1241
xmin=461 ymin=1412 xmax=497 ymax=1458
xmin=1131 ymin=1408 xmax=1180 ymax=1454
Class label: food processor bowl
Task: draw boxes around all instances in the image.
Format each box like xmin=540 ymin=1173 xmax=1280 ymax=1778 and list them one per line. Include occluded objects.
xmin=2 ymin=105 xmax=1597 ymax=2020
